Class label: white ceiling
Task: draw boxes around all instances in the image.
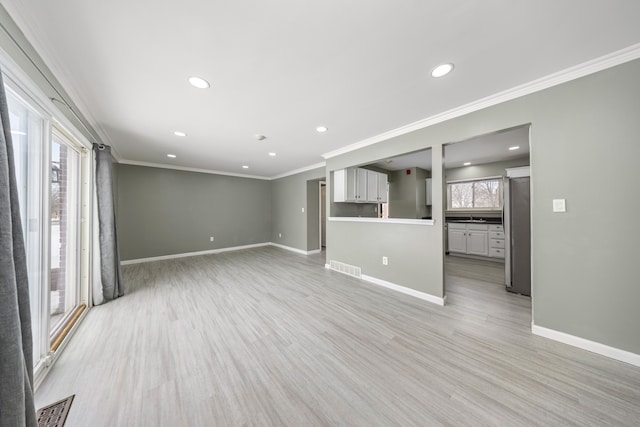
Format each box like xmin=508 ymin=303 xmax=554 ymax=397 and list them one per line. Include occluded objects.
xmin=2 ymin=1 xmax=640 ymax=178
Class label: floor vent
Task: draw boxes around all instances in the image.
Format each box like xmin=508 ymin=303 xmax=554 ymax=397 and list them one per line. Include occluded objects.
xmin=329 ymin=260 xmax=362 ymax=278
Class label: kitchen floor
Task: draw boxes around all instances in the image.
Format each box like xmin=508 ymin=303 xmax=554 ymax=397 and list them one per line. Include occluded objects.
xmin=445 ymin=254 xmax=505 ymax=285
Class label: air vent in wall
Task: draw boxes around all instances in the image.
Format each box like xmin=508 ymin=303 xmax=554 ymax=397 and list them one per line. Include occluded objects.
xmin=329 ymin=260 xmax=362 ymax=278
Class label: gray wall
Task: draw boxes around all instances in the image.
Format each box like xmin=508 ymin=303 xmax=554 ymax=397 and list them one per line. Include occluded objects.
xmin=271 ymin=167 xmax=325 ymax=251
xmin=388 ymin=167 xmax=431 ymax=219
xmin=326 ymin=59 xmax=640 ymax=355
xmin=116 ymin=164 xmax=272 ymax=260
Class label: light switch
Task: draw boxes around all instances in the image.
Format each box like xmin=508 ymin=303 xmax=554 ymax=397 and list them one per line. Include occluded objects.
xmin=553 ymin=199 xmax=566 ymax=212
xmin=301 ymin=207 xmax=305 ymax=213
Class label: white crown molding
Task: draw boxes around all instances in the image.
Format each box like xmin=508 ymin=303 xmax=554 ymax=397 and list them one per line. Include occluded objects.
xmin=117 ymin=159 xmax=272 ymax=180
xmin=118 ymin=158 xmax=326 ymax=181
xmin=322 ymin=42 xmax=640 ymax=160
xmin=532 ymin=323 xmax=640 ymax=367
xmin=361 ymin=274 xmax=446 ymax=306
xmin=269 ymin=161 xmax=326 ymax=180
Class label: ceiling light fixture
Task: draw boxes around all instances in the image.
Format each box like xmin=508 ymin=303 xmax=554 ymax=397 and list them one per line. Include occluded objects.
xmin=268 ymin=152 xmax=277 ymax=157
xmin=255 ymin=134 xmax=267 ymax=141
xmin=463 ymin=162 xmax=471 ymax=166
xmin=431 ymin=63 xmax=454 ymax=78
xmin=242 ymin=165 xmax=249 ymax=169
xmin=188 ymin=76 xmax=210 ymax=89
xmin=316 ymin=126 xmax=328 ymax=133
xmin=167 ymin=154 xmax=177 ymax=158
xmin=174 ymin=131 xmax=187 ymax=137
xmin=509 ymin=146 xmax=520 ymax=150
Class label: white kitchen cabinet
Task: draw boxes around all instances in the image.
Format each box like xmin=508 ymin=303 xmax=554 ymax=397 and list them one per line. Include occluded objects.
xmin=425 ymin=178 xmax=432 ymax=206
xmin=448 ymin=223 xmax=467 ymax=253
xmin=378 ymin=172 xmax=388 ymax=203
xmin=467 ymin=228 xmax=489 ymax=256
xmin=335 ymin=167 xmax=387 ymax=203
xmin=447 ymin=223 xmax=490 ymax=257
xmin=366 ymin=170 xmax=388 ymax=203
xmin=334 ymin=167 xmax=367 ymax=202
xmin=489 ymin=224 xmax=505 ymax=259
xmin=367 ymin=170 xmax=379 ymax=202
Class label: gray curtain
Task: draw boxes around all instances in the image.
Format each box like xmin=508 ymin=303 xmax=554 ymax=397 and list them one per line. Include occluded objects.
xmin=92 ymin=143 xmax=124 ymax=305
xmin=0 ymin=70 xmax=37 ymax=426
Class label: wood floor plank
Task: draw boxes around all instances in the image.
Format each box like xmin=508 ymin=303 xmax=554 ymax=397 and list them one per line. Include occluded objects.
xmin=35 ymin=247 xmax=640 ymax=426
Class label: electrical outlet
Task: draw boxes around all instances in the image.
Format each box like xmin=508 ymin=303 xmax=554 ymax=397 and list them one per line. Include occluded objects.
xmin=279 ymin=233 xmax=282 ymax=238
xmin=301 ymin=207 xmax=305 ymax=213
xmin=382 ymin=256 xmax=388 ymax=265
xmin=210 ymin=236 xmax=214 ymax=242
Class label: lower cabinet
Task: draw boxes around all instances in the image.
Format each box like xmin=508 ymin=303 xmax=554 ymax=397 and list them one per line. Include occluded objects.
xmin=448 ymin=227 xmax=467 ymax=253
xmin=447 ymin=223 xmax=490 ymax=257
xmin=489 ymin=224 xmax=505 ymax=259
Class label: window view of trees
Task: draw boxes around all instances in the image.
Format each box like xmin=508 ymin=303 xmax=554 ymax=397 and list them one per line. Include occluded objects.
xmin=448 ymin=178 xmax=502 ymax=210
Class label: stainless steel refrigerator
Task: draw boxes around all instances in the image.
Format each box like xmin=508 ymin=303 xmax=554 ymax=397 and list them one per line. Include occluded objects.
xmin=503 ymin=175 xmax=531 ymax=296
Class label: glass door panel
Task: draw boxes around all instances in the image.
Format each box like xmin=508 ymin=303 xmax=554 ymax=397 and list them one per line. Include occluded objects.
xmin=7 ymin=88 xmax=46 ymax=368
xmin=49 ymin=135 xmax=81 ymax=336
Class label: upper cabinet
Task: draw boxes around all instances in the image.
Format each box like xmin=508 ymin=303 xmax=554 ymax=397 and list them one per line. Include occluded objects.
xmin=334 ymin=167 xmax=387 ymax=203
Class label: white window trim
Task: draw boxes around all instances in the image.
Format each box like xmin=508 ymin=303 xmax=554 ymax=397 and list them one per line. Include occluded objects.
xmin=447 ymin=176 xmax=503 ymax=211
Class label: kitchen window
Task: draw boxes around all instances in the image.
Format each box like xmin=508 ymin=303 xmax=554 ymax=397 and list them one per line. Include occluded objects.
xmin=447 ymin=177 xmax=502 ymax=211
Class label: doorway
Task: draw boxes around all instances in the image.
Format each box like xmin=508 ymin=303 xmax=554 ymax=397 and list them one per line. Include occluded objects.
xmin=320 ymin=181 xmax=326 ymax=249
xmin=442 ymin=125 xmax=531 ymax=309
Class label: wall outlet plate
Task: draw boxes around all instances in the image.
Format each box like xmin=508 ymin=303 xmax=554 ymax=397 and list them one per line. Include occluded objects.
xmin=382 ymin=256 xmax=388 ymax=265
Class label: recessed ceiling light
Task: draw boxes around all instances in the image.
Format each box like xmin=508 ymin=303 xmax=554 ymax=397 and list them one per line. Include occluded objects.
xmin=268 ymin=152 xmax=277 ymax=157
xmin=167 ymin=154 xmax=177 ymax=158
xmin=255 ymin=134 xmax=267 ymax=141
xmin=431 ymin=63 xmax=454 ymax=78
xmin=242 ymin=165 xmax=249 ymax=169
xmin=316 ymin=126 xmax=328 ymax=133
xmin=463 ymin=162 xmax=471 ymax=166
xmin=509 ymin=146 xmax=520 ymax=151
xmin=385 ymin=159 xmax=393 ymax=164
xmin=188 ymin=76 xmax=210 ymax=89
xmin=174 ymin=131 xmax=187 ymax=137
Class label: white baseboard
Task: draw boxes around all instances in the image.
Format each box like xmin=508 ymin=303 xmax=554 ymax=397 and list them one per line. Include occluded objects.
xmin=121 ymin=242 xmax=322 ymax=265
xmin=532 ymin=323 xmax=640 ymax=367
xmin=120 ymin=243 xmax=271 ymax=265
xmin=361 ymin=274 xmax=446 ymax=306
xmin=269 ymin=243 xmax=321 ymax=255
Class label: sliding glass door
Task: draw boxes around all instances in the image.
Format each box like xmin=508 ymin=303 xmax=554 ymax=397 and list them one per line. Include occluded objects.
xmin=6 ymin=80 xmax=89 ymax=379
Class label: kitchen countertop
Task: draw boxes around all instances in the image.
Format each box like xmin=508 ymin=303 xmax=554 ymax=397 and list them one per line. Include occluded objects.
xmin=446 ymin=217 xmax=503 ymax=225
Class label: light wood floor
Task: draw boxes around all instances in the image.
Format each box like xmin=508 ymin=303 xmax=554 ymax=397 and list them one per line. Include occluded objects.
xmin=36 ymin=247 xmax=640 ymax=426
